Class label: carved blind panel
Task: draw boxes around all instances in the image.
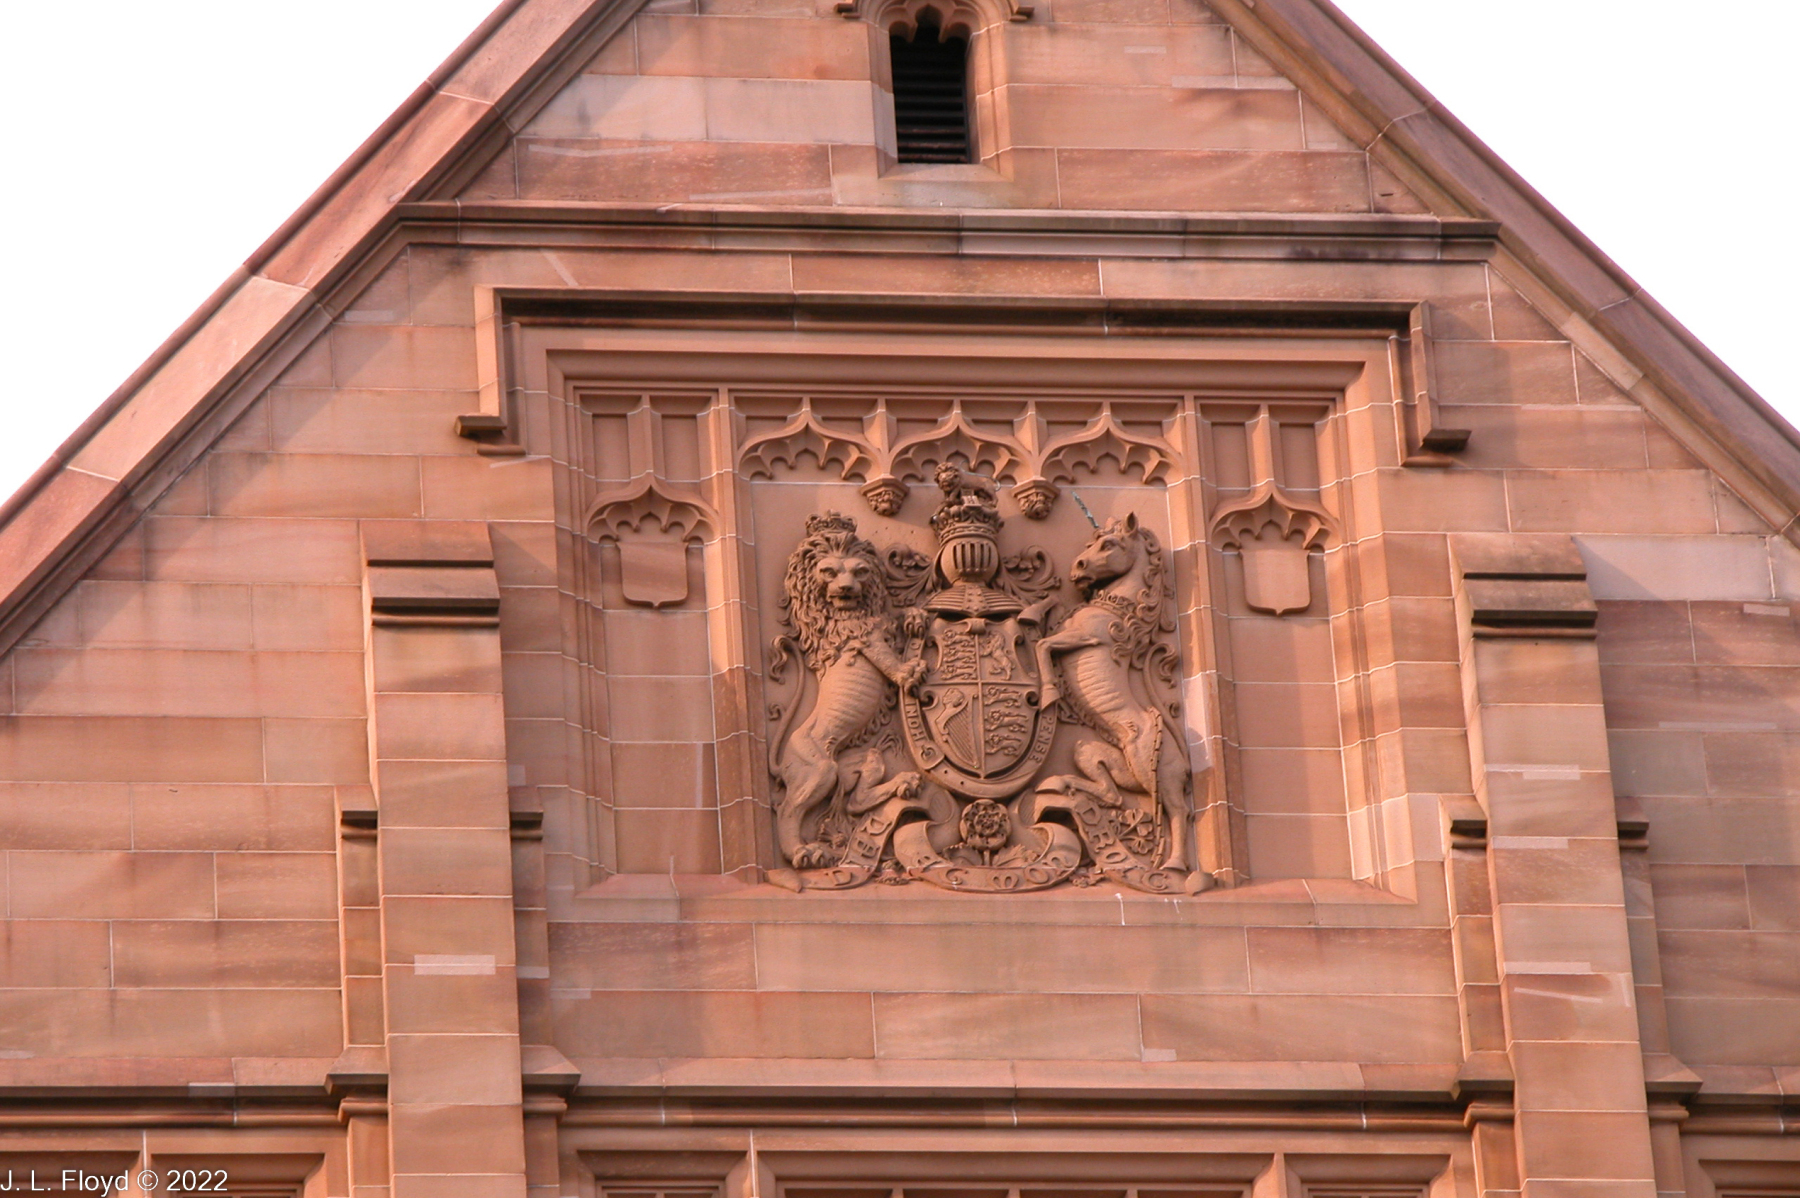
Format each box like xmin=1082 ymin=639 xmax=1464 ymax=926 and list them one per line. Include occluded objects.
xmin=565 ymin=390 xmax=728 ymax=879
xmin=1200 ymin=401 xmax=1350 ymax=882
xmin=591 ymin=538 xmax=720 ymax=872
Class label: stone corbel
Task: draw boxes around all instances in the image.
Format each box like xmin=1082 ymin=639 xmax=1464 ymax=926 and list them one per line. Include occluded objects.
xmin=1210 ymin=484 xmax=1332 ymax=616
xmin=1400 ymin=302 xmax=1471 ymax=467
xmin=456 ymin=287 xmax=526 ymax=456
xmin=366 ymin=521 xmax=501 ymax=628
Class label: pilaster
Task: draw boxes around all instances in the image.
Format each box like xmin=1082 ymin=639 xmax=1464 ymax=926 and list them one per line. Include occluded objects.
xmin=362 ymin=520 xmax=530 ymax=1198
xmin=1452 ymin=533 xmax=1657 ymax=1198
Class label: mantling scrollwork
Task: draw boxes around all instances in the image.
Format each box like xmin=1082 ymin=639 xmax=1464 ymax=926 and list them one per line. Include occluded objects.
xmin=766 ymin=466 xmax=1210 ymax=895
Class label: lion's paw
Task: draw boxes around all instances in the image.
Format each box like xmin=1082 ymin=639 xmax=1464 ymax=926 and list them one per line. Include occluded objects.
xmin=890 ymin=771 xmax=924 ymax=801
xmin=789 ymin=842 xmax=837 ymax=870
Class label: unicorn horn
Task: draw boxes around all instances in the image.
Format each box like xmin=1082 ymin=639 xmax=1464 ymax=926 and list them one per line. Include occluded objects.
xmin=1070 ymin=490 xmax=1100 ymax=529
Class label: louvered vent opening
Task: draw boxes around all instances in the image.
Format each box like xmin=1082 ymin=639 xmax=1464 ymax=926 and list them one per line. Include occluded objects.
xmin=891 ymin=15 xmax=971 ymax=164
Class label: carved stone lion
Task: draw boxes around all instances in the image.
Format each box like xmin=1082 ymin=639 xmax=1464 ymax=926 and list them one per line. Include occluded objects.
xmin=772 ymin=513 xmax=925 ymax=870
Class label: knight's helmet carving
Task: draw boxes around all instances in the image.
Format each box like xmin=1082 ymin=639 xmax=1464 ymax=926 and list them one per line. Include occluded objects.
xmin=928 ymin=463 xmax=1003 ymax=590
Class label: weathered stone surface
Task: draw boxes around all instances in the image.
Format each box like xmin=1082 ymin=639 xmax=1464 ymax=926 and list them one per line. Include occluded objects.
xmin=0 ymin=0 xmax=1793 ymax=1191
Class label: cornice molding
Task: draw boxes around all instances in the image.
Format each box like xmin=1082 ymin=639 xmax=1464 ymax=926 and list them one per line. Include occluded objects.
xmin=397 ymin=198 xmax=1500 ymax=245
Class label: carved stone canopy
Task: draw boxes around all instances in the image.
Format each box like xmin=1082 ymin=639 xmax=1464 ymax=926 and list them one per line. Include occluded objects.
xmin=1205 ymin=406 xmax=1335 ymax=617
xmin=1210 ymin=484 xmax=1331 ymax=617
xmin=739 ymin=397 xmax=1177 ymax=523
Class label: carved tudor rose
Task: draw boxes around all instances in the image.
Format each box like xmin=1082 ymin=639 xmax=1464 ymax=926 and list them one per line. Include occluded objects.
xmin=767 ymin=465 xmax=1211 ymax=895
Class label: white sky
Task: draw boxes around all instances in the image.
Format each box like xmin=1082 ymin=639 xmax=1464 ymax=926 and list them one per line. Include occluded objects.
xmin=1 ymin=0 xmax=1793 ymax=504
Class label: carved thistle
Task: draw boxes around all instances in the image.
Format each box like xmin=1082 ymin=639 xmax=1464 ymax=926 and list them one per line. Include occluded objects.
xmin=767 ymin=467 xmax=1211 ymax=895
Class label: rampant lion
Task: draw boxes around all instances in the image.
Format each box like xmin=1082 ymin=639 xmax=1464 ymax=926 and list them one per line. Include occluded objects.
xmin=773 ymin=513 xmax=926 ymax=870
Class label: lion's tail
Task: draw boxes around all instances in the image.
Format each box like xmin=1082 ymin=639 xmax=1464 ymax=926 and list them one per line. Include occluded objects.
xmin=767 ymin=636 xmax=811 ymax=772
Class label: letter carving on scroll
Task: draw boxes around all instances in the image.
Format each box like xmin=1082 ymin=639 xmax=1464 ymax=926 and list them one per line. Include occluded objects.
xmin=767 ymin=467 xmax=1211 ymax=895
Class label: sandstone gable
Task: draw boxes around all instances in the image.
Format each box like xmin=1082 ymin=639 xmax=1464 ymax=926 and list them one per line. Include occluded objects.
xmin=0 ymin=1 xmax=1793 ymax=1195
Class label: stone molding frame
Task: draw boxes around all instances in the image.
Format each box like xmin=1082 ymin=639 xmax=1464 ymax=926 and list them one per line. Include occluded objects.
xmin=573 ymin=1144 xmax=1459 ymax=1198
xmin=482 ymin=288 xmax=1482 ymax=900
xmin=1692 ymin=1156 xmax=1800 ymax=1198
xmin=458 ymin=287 xmax=1478 ymax=473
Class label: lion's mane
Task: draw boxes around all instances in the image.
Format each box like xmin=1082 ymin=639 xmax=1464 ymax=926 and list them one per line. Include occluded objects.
xmin=780 ymin=512 xmax=896 ymax=672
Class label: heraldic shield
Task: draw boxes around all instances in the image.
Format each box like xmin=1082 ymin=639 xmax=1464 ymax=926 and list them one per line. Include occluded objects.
xmin=900 ymin=613 xmax=1056 ymax=799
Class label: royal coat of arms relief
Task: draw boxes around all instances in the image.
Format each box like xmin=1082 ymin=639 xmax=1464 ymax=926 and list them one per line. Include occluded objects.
xmin=767 ymin=464 xmax=1211 ymax=895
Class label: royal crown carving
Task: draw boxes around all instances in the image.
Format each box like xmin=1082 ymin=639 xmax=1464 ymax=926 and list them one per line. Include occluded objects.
xmin=766 ymin=465 xmax=1209 ymax=894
